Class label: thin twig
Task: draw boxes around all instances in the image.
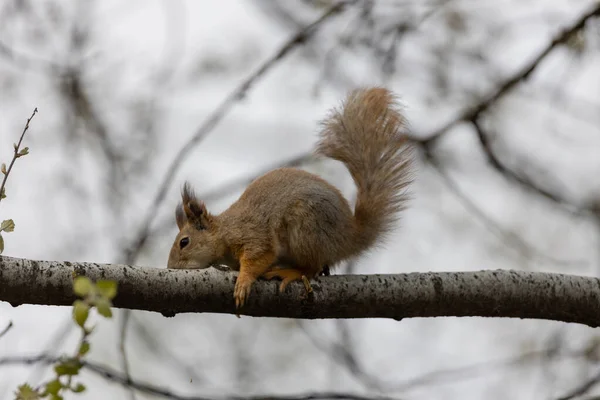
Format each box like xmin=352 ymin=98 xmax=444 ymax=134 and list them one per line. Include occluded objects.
xmin=123 ymin=1 xmax=351 ymax=263
xmin=0 ymin=321 xmax=12 ymax=339
xmin=297 ymin=321 xmax=583 ymax=395
xmin=0 ymin=108 xmax=37 ymax=205
xmin=128 ymin=313 xmax=206 ymax=384
xmin=471 ymin=118 xmax=584 ymax=216
xmin=556 ymin=369 xmax=600 ymax=400
xmin=119 ymin=310 xmax=136 ymax=400
xmin=298 ymin=319 xmax=383 ymax=391
xmin=422 ymin=3 xmax=600 ymax=147
xmin=0 ymin=40 xmax=62 ymax=74
xmin=422 ymin=147 xmax=586 ymax=266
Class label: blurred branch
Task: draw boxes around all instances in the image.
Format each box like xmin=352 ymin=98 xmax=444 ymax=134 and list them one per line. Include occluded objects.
xmin=0 ymin=321 xmax=12 ymax=339
xmin=301 ymin=319 xmax=581 ymax=393
xmin=128 ymin=313 xmax=207 ymax=384
xmin=422 ymin=3 xmax=600 ymax=147
xmin=0 ymin=354 xmax=400 ymax=400
xmin=557 ymin=369 xmax=600 ymax=400
xmin=297 ymin=260 xmax=386 ymax=390
xmin=123 ymin=0 xmax=353 ymax=264
xmin=3 ymin=255 xmax=600 ymax=326
xmin=470 ymin=118 xmax=586 ymax=216
xmin=119 ymin=310 xmax=136 ymax=400
xmin=59 ymin=68 xmax=125 ymax=207
xmin=0 ymin=39 xmax=62 ymax=74
xmin=422 ymin=148 xmax=586 ymax=266
xmin=298 ymin=320 xmax=383 ymax=390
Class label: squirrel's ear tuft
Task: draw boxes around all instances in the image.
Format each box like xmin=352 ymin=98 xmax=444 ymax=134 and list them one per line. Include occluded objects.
xmin=175 ymin=202 xmax=186 ymax=230
xmin=181 ymin=181 xmax=212 ymax=230
xmin=181 ymin=181 xmax=197 ymax=205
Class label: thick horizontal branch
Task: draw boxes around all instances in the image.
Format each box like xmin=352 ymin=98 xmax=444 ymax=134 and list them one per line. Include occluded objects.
xmin=1 ymin=255 xmax=600 ymax=327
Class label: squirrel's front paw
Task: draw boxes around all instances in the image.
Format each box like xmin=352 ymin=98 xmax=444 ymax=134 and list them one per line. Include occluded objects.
xmin=234 ymin=275 xmax=254 ymax=310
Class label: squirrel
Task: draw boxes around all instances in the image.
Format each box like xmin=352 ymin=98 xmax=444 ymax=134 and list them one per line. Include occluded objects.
xmin=167 ymin=87 xmax=414 ymax=312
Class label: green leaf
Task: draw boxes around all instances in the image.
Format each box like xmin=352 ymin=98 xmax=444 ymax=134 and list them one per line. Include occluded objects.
xmin=50 ymin=394 xmax=63 ymax=400
xmin=95 ymin=280 xmax=117 ymax=300
xmin=71 ymin=383 xmax=86 ymax=393
xmin=0 ymin=187 xmax=5 ymax=199
xmin=44 ymin=379 xmax=62 ymax=395
xmin=14 ymin=384 xmax=40 ymax=400
xmin=72 ymin=300 xmax=89 ymax=328
xmin=73 ymin=276 xmax=93 ymax=297
xmin=0 ymin=233 xmax=3 ymax=255
xmin=78 ymin=341 xmax=90 ymax=356
xmin=18 ymin=147 xmax=29 ymax=156
xmin=95 ymin=298 xmax=112 ymax=318
xmin=54 ymin=360 xmax=82 ymax=377
xmin=1 ymin=219 xmax=15 ymax=232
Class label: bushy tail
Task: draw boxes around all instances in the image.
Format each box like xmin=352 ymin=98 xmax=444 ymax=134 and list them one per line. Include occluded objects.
xmin=315 ymin=87 xmax=414 ymax=253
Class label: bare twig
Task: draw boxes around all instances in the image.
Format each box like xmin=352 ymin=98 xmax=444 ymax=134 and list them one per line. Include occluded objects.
xmin=0 ymin=108 xmax=37 ymax=205
xmin=0 ymin=40 xmax=62 ymax=74
xmin=422 ymin=3 xmax=600 ymax=148
xmin=556 ymin=369 xmax=600 ymax=400
xmin=422 ymin=148 xmax=586 ymax=266
xmin=297 ymin=322 xmax=583 ymax=394
xmin=123 ymin=1 xmax=352 ymax=263
xmin=298 ymin=319 xmax=383 ymax=391
xmin=0 ymin=321 xmax=12 ymax=339
xmin=297 ymin=260 xmax=386 ymax=390
xmin=470 ymin=118 xmax=585 ymax=216
xmin=119 ymin=310 xmax=136 ymax=400
xmin=128 ymin=313 xmax=206 ymax=384
xmin=0 ymin=354 xmax=401 ymax=400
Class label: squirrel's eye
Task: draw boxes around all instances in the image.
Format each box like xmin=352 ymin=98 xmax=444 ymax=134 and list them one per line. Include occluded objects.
xmin=179 ymin=237 xmax=190 ymax=249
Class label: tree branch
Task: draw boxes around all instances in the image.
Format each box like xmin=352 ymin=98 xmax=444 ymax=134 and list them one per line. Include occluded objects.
xmin=556 ymin=368 xmax=600 ymax=400
xmin=421 ymin=2 xmax=600 ymax=147
xmin=470 ymin=118 xmax=587 ymax=216
xmin=1 ymin=255 xmax=600 ymax=327
xmin=422 ymin=150 xmax=586 ymax=266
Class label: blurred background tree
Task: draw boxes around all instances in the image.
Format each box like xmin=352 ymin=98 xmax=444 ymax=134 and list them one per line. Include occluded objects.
xmin=0 ymin=0 xmax=599 ymax=399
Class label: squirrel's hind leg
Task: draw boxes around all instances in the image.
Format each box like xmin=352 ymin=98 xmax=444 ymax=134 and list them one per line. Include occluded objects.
xmin=263 ymin=268 xmax=313 ymax=294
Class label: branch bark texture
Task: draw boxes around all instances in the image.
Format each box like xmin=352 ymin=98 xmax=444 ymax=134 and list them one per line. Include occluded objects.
xmin=1 ymin=255 xmax=599 ymax=327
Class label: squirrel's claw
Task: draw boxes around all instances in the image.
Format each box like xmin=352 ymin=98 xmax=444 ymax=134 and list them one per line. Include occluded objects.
xmin=234 ymin=276 xmax=253 ymax=313
xmin=301 ymin=275 xmax=313 ymax=293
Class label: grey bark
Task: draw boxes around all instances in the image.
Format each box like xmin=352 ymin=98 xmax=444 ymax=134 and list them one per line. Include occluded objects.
xmin=1 ymin=255 xmax=599 ymax=327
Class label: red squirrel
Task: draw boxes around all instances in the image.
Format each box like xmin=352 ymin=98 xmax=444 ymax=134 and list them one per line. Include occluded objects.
xmin=167 ymin=87 xmax=415 ymax=311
